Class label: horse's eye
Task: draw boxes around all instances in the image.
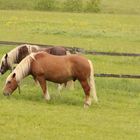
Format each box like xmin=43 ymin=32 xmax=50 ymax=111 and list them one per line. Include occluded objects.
xmin=7 ymin=81 xmax=11 ymax=84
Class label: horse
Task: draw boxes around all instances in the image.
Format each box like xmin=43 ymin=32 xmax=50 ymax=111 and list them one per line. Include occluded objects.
xmin=3 ymin=52 xmax=98 ymax=107
xmin=0 ymin=44 xmax=67 ymax=75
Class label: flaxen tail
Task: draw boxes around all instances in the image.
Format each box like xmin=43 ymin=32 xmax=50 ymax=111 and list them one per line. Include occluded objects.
xmin=88 ymin=60 xmax=98 ymax=102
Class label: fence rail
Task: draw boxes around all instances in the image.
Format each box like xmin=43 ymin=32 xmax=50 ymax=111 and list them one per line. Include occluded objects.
xmin=86 ymin=51 xmax=140 ymax=57
xmin=95 ymin=73 xmax=140 ymax=79
xmin=0 ymin=41 xmax=140 ymax=79
xmin=0 ymin=41 xmax=140 ymax=57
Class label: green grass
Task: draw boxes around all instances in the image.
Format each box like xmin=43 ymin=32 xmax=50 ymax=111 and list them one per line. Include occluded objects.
xmin=101 ymin=0 xmax=140 ymax=14
xmin=0 ymin=10 xmax=140 ymax=140
xmin=0 ymin=72 xmax=140 ymax=140
xmin=0 ymin=10 xmax=140 ymax=53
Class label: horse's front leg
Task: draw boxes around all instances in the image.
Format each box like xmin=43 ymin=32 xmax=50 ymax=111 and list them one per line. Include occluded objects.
xmin=37 ymin=76 xmax=50 ymax=101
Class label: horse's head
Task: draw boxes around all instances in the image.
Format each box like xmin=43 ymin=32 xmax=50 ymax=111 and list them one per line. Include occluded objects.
xmin=0 ymin=53 xmax=10 ymax=75
xmin=3 ymin=73 xmax=18 ymax=96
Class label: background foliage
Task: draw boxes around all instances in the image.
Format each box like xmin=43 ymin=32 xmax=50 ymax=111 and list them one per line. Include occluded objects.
xmin=0 ymin=0 xmax=140 ymax=14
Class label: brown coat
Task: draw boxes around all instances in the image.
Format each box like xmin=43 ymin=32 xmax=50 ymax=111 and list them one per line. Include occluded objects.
xmin=31 ymin=52 xmax=90 ymax=84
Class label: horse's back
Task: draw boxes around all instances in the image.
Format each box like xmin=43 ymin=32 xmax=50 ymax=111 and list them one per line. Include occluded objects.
xmin=33 ymin=52 xmax=90 ymax=71
xmin=38 ymin=46 xmax=67 ymax=56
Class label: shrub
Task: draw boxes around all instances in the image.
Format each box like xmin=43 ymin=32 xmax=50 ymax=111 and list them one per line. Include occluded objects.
xmin=63 ymin=0 xmax=83 ymax=12
xmin=85 ymin=0 xmax=100 ymax=12
xmin=35 ymin=0 xmax=56 ymax=11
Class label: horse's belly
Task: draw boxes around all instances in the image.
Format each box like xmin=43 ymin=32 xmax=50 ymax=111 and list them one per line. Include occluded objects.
xmin=45 ymin=73 xmax=72 ymax=84
xmin=43 ymin=63 xmax=72 ymax=83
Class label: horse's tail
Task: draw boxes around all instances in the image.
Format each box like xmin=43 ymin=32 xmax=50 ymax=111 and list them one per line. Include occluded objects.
xmin=88 ymin=60 xmax=98 ymax=102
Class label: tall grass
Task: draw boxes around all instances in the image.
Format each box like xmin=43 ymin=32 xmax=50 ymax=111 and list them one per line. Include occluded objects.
xmin=0 ymin=0 xmax=37 ymax=10
xmin=35 ymin=0 xmax=56 ymax=11
xmin=85 ymin=0 xmax=100 ymax=12
xmin=63 ymin=0 xmax=83 ymax=12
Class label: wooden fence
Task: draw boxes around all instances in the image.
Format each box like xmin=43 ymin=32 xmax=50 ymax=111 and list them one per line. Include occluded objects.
xmin=0 ymin=41 xmax=140 ymax=79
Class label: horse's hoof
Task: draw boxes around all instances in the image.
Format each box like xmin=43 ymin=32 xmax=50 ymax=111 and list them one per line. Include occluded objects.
xmin=85 ymin=98 xmax=92 ymax=105
xmin=84 ymin=103 xmax=90 ymax=109
xmin=93 ymin=97 xmax=98 ymax=103
xmin=44 ymin=94 xmax=51 ymax=101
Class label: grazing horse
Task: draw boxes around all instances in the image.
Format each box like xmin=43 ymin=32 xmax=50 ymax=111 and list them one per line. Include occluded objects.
xmin=0 ymin=44 xmax=67 ymax=75
xmin=3 ymin=52 xmax=98 ymax=107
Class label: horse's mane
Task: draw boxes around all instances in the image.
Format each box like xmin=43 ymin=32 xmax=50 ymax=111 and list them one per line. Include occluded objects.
xmin=1 ymin=44 xmax=40 ymax=68
xmin=6 ymin=53 xmax=35 ymax=83
xmin=26 ymin=44 xmax=40 ymax=54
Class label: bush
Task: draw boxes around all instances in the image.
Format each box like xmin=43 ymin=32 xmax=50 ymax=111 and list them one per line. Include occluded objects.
xmin=0 ymin=0 xmax=101 ymax=13
xmin=35 ymin=0 xmax=56 ymax=11
xmin=63 ymin=0 xmax=83 ymax=12
xmin=85 ymin=0 xmax=100 ymax=12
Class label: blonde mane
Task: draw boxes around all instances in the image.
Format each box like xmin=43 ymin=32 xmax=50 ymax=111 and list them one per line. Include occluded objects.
xmin=6 ymin=53 xmax=36 ymax=83
xmin=26 ymin=44 xmax=40 ymax=53
xmin=0 ymin=44 xmax=40 ymax=69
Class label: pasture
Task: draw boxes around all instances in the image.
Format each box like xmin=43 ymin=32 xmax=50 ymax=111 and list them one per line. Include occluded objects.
xmin=0 ymin=10 xmax=140 ymax=140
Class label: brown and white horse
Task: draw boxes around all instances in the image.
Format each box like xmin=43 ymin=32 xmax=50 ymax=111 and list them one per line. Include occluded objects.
xmin=3 ymin=52 xmax=98 ymax=107
xmin=0 ymin=44 xmax=67 ymax=75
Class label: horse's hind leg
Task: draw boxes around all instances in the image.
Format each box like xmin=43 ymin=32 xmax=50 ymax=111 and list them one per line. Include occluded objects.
xmin=57 ymin=84 xmax=64 ymax=94
xmin=37 ymin=76 xmax=50 ymax=101
xmin=79 ymin=80 xmax=91 ymax=108
xmin=66 ymin=80 xmax=75 ymax=90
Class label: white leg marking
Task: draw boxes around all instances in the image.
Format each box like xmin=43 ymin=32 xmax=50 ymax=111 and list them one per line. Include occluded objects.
xmin=44 ymin=88 xmax=50 ymax=101
xmin=84 ymin=97 xmax=92 ymax=108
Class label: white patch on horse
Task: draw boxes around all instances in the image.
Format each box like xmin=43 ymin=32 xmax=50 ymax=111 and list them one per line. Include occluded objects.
xmin=44 ymin=88 xmax=50 ymax=100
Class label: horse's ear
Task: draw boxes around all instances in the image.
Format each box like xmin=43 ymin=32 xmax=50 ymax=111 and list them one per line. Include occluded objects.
xmin=12 ymin=73 xmax=16 ymax=78
xmin=5 ymin=53 xmax=8 ymax=59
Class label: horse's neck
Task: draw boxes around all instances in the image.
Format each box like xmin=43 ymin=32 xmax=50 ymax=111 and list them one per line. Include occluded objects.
xmin=14 ymin=56 xmax=31 ymax=82
xmin=7 ymin=49 xmax=19 ymax=68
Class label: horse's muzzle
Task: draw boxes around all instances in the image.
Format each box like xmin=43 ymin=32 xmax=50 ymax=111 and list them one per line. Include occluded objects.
xmin=0 ymin=72 xmax=4 ymax=75
xmin=0 ymin=70 xmax=4 ymax=75
xmin=3 ymin=92 xmax=10 ymax=96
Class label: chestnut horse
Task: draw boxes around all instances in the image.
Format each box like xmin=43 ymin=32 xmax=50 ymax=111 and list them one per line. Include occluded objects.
xmin=3 ymin=52 xmax=98 ymax=107
xmin=0 ymin=44 xmax=67 ymax=75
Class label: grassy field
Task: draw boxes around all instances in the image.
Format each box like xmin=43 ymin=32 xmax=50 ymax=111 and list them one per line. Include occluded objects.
xmin=0 ymin=10 xmax=140 ymax=53
xmin=0 ymin=10 xmax=140 ymax=140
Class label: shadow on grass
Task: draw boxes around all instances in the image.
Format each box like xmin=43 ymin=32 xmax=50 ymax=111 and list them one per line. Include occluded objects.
xmin=1 ymin=90 xmax=84 ymax=107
